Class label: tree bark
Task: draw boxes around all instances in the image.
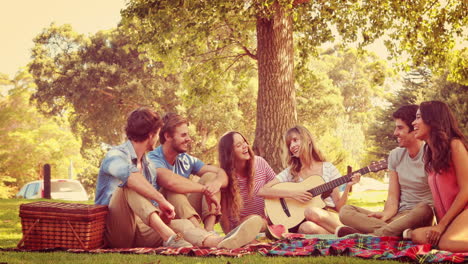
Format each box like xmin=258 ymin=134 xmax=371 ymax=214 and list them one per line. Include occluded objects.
xmin=253 ymin=2 xmax=297 ymax=172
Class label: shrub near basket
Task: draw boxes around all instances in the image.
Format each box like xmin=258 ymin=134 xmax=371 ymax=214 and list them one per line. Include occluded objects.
xmin=18 ymin=201 xmax=108 ymax=250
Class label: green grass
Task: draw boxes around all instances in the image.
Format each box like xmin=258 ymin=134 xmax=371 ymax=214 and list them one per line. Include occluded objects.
xmin=0 ymin=191 xmax=405 ymax=264
xmin=349 ymin=190 xmax=386 ymax=211
xmin=0 ymin=199 xmax=26 ymax=248
xmin=0 ymin=252 xmax=403 ymax=264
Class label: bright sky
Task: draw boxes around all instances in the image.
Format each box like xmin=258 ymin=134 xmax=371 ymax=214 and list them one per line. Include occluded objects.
xmin=0 ymin=0 xmax=127 ymax=78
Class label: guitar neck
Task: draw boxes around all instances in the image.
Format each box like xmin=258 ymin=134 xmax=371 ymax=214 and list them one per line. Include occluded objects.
xmin=308 ymin=166 xmax=371 ymax=196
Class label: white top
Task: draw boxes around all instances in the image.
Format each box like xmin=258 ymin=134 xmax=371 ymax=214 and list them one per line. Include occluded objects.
xmin=276 ymin=162 xmax=341 ymax=207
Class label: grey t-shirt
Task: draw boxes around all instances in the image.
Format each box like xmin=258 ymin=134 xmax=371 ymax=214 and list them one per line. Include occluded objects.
xmin=388 ymin=146 xmax=433 ymax=212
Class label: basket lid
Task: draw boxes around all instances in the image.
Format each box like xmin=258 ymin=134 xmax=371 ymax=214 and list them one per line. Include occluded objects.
xmin=20 ymin=201 xmax=108 ymax=215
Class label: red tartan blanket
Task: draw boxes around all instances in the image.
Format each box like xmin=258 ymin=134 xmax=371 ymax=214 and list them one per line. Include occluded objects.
xmin=5 ymin=234 xmax=468 ymax=263
xmin=267 ymin=234 xmax=468 ymax=263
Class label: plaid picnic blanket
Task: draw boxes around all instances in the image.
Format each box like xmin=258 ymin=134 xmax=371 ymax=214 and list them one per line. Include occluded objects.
xmin=5 ymin=243 xmax=271 ymax=258
xmin=5 ymin=234 xmax=468 ymax=263
xmin=266 ymin=233 xmax=468 ymax=263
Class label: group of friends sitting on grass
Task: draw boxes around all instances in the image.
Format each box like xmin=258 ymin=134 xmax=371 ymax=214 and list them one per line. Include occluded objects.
xmin=94 ymin=100 xmax=468 ymax=252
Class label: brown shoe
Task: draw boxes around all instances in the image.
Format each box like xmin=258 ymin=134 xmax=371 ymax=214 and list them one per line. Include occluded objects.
xmin=217 ymin=215 xmax=263 ymax=249
xmin=335 ymin=225 xmax=361 ymax=237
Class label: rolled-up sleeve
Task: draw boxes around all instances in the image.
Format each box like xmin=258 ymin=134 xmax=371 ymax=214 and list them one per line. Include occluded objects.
xmin=191 ymin=157 xmax=205 ymax=175
xmin=101 ymin=150 xmax=139 ymax=186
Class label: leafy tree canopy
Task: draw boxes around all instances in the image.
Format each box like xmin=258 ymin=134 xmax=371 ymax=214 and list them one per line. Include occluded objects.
xmin=121 ymin=0 xmax=466 ymax=79
xmin=28 ymin=23 xmax=260 ymax=165
xmin=369 ymin=50 xmax=468 ymax=158
xmin=119 ymin=0 xmax=466 ymax=170
xmin=29 ymin=23 xmax=182 ymax=149
xmin=0 ymin=70 xmax=87 ymax=197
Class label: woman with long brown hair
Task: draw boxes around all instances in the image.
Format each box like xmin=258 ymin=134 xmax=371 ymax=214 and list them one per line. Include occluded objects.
xmin=259 ymin=125 xmax=360 ymax=234
xmin=409 ymin=101 xmax=468 ymax=252
xmin=218 ymin=131 xmax=276 ymax=233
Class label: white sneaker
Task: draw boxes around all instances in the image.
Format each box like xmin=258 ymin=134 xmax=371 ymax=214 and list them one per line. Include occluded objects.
xmin=163 ymin=233 xmax=192 ymax=248
xmin=207 ymin=230 xmax=220 ymax=236
xmin=217 ymin=215 xmax=263 ymax=249
xmin=402 ymin=228 xmax=412 ymax=240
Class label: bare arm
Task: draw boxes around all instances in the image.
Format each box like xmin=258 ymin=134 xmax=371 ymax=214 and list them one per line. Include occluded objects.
xmin=257 ymin=178 xmax=282 ymax=197
xmin=156 ymin=167 xmax=220 ymax=213
xmin=258 ymin=178 xmax=313 ymax=203
xmin=435 ymin=140 xmax=468 ymax=232
xmin=196 ymin=164 xmax=228 ymax=195
xmin=368 ymin=170 xmax=400 ymax=221
xmin=127 ymin=171 xmax=167 ymax=204
xmin=126 ymin=171 xmax=175 ymax=220
xmin=156 ymin=167 xmax=206 ymax=194
xmin=332 ymin=173 xmax=361 ymax=211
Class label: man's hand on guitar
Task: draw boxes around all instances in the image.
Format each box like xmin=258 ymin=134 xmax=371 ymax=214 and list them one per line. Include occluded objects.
xmin=289 ymin=191 xmax=313 ymax=203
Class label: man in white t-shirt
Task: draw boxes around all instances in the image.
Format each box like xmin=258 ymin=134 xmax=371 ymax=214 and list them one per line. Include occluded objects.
xmin=336 ymin=105 xmax=434 ymax=237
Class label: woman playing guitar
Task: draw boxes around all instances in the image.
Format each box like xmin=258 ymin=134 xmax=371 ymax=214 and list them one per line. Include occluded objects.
xmin=258 ymin=125 xmax=361 ymax=234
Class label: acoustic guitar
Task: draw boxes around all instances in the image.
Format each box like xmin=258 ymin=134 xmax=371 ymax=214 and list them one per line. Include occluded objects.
xmin=264 ymin=160 xmax=388 ymax=229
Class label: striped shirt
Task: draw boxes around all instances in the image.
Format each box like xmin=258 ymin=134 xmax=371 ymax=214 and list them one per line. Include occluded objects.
xmin=228 ymin=156 xmax=276 ymax=228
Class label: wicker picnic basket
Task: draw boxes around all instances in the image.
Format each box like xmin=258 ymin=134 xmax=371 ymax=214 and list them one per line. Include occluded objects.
xmin=18 ymin=201 xmax=108 ymax=250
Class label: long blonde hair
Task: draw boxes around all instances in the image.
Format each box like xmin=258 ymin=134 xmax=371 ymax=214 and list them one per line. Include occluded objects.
xmin=284 ymin=125 xmax=325 ymax=182
xmin=218 ymin=131 xmax=255 ymax=221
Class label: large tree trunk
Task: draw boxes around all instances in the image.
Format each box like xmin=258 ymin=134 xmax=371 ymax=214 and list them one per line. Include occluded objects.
xmin=253 ymin=3 xmax=297 ymax=172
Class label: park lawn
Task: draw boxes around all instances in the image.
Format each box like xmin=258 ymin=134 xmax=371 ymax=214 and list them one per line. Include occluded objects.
xmin=0 ymin=191 xmax=401 ymax=264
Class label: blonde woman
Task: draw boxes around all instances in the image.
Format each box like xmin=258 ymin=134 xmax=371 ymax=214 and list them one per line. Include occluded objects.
xmin=218 ymin=131 xmax=276 ymax=234
xmin=258 ymin=125 xmax=360 ymax=234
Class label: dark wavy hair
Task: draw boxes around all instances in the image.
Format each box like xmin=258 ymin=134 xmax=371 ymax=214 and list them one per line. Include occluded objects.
xmin=419 ymin=101 xmax=467 ymax=173
xmin=125 ymin=107 xmax=162 ymax=142
xmin=218 ymin=131 xmax=255 ymax=222
xmin=393 ymin=105 xmax=419 ymax=132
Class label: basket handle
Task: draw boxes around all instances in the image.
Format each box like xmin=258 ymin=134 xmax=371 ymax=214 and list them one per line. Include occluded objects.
xmin=17 ymin=219 xmax=40 ymax=248
xmin=66 ymin=221 xmax=86 ymax=249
